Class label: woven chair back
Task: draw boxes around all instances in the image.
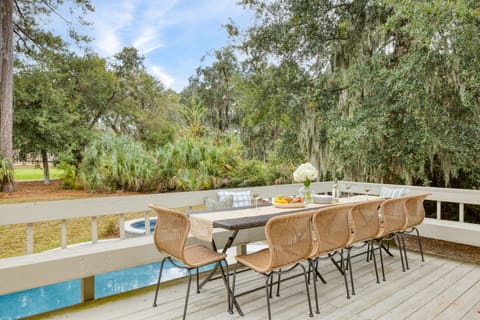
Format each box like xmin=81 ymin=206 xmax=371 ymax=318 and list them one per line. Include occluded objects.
xmin=379 ymin=197 xmax=408 ymax=235
xmin=149 ymin=205 xmax=189 ymax=262
xmin=265 ymin=212 xmax=313 ymax=270
xmin=404 ymin=193 xmax=431 ymax=228
xmin=311 ymin=203 xmax=357 ymax=257
xmin=350 ymin=199 xmax=385 ymax=242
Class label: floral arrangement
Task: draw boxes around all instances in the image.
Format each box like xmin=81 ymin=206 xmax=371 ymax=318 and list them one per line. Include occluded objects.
xmin=293 ymin=162 xmax=318 ymax=187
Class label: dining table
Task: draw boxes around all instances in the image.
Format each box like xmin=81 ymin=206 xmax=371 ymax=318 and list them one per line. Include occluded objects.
xmin=189 ymin=195 xmax=372 ymax=244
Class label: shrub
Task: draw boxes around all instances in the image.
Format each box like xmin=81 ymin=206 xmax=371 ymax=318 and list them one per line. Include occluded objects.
xmin=154 ymin=133 xmax=243 ymax=191
xmin=0 ymin=157 xmax=15 ymax=191
xmin=79 ymin=133 xmax=156 ymax=192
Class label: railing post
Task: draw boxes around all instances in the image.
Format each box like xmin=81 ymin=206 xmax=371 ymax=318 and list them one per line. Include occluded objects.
xmin=119 ymin=213 xmax=125 ymax=239
xmin=91 ymin=216 xmax=98 ymax=244
xmin=61 ymin=219 xmax=67 ymax=248
xmin=459 ymin=203 xmax=464 ymax=222
xmin=26 ymin=223 xmax=34 ymax=254
xmin=436 ymin=201 xmax=442 ymax=220
xmin=81 ymin=276 xmax=95 ymax=302
xmin=144 ymin=211 xmax=151 ymax=236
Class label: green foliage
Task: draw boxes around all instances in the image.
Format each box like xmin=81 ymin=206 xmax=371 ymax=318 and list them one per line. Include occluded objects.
xmin=10 ymin=0 xmax=480 ymax=194
xmin=57 ymin=162 xmax=81 ymax=190
xmin=0 ymin=158 xmax=15 ymax=189
xmin=179 ymin=99 xmax=208 ymax=138
xmin=181 ymin=47 xmax=240 ymax=132
xmin=227 ymin=159 xmax=276 ymax=187
xmin=79 ymin=133 xmax=155 ymax=192
xmin=14 ymin=66 xmax=78 ymax=154
xmin=154 ymin=133 xmax=245 ymax=191
xmin=13 ymin=0 xmax=93 ymax=57
xmin=231 ymin=0 xmax=480 ymax=188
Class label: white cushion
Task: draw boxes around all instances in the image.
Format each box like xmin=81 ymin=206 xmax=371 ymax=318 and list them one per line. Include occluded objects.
xmin=217 ymin=190 xmax=251 ymax=208
xmin=204 ymin=196 xmax=233 ymax=210
xmin=380 ymin=187 xmax=410 ymax=198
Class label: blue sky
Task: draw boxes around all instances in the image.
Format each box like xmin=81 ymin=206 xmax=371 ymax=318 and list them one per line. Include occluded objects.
xmin=58 ymin=0 xmax=254 ymax=92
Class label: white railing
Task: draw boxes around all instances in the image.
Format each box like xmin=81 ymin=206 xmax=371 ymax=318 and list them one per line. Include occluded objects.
xmin=0 ymin=182 xmax=479 ymax=300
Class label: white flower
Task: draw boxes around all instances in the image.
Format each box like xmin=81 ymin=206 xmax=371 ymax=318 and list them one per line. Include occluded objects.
xmin=293 ymin=162 xmax=318 ymax=184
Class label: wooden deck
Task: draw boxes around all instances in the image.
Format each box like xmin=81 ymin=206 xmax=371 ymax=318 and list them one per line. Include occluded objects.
xmin=31 ymin=249 xmax=480 ymax=320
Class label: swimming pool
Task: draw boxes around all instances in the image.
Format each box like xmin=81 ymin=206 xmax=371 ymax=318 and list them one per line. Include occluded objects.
xmin=0 ymin=259 xmax=214 ymax=320
xmin=125 ymin=217 xmax=157 ymax=237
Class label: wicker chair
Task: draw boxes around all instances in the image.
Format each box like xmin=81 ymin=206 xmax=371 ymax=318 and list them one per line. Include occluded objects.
xmin=148 ymin=204 xmax=232 ymax=320
xmin=346 ymin=198 xmax=385 ymax=295
xmin=231 ymin=211 xmax=314 ymax=320
xmin=310 ymin=203 xmax=357 ymax=309
xmin=376 ymin=197 xmax=409 ymax=281
xmin=401 ymin=193 xmax=431 ymax=268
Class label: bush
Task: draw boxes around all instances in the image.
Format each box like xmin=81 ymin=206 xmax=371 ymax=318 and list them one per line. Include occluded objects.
xmin=0 ymin=157 xmax=15 ymax=191
xmin=79 ymin=133 xmax=156 ymax=192
xmin=154 ymin=133 xmax=244 ymax=191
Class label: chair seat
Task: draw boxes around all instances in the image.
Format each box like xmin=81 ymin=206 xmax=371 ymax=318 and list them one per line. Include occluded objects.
xmin=184 ymin=245 xmax=226 ymax=268
xmin=236 ymin=248 xmax=271 ymax=273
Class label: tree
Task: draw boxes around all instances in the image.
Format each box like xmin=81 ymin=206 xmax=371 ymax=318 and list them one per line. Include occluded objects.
xmin=14 ymin=64 xmax=78 ymax=184
xmin=0 ymin=0 xmax=14 ymax=192
xmin=232 ymin=0 xmax=480 ymax=187
xmin=0 ymin=0 xmax=93 ymax=191
xmin=182 ymin=47 xmax=240 ymax=132
xmin=108 ymin=47 xmax=181 ymax=148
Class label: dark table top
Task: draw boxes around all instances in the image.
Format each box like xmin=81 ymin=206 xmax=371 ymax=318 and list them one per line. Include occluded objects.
xmin=211 ymin=206 xmax=320 ymax=230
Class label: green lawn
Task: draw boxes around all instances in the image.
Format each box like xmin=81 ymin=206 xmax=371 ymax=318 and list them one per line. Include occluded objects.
xmin=14 ymin=167 xmax=64 ymax=180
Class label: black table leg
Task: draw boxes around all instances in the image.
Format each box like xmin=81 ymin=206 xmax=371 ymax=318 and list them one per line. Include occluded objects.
xmin=199 ymin=230 xmax=239 ymax=289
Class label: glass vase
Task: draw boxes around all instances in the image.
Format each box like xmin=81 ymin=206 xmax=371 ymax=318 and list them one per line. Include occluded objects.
xmin=300 ymin=185 xmax=312 ymax=204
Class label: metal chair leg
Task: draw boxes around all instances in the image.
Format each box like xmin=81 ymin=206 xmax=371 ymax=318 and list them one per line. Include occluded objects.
xmin=269 ymin=273 xmax=274 ymax=298
xmin=182 ymin=270 xmax=192 ymax=320
xmin=310 ymin=260 xmax=320 ymax=314
xmin=218 ymin=259 xmax=233 ymax=315
xmin=340 ymin=250 xmax=350 ymax=299
xmin=276 ymin=271 xmax=281 ymax=297
xmin=370 ymin=240 xmax=380 ymax=283
xmin=231 ymin=263 xmax=238 ymax=313
xmin=298 ymin=264 xmax=314 ymax=317
xmin=347 ymin=248 xmax=355 ymax=295
xmin=415 ymin=228 xmax=425 ymax=262
xmin=378 ymin=239 xmax=386 ymax=281
xmin=401 ymin=234 xmax=409 ymax=270
xmin=265 ymin=273 xmax=273 ymax=320
xmin=153 ymin=257 xmax=168 ymax=307
xmin=366 ymin=241 xmax=371 ymax=262
xmin=196 ymin=267 xmax=200 ymax=293
xmin=396 ymin=234 xmax=406 ymax=272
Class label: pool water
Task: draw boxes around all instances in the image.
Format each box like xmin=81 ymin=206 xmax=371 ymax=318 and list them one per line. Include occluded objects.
xmin=130 ymin=219 xmax=157 ymax=233
xmin=0 ymin=260 xmax=214 ymax=320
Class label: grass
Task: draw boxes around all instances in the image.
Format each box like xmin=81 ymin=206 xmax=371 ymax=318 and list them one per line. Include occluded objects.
xmin=14 ymin=167 xmax=64 ymax=180
xmin=0 ymin=212 xmax=154 ymax=259
xmin=0 ymin=200 xmax=198 ymax=259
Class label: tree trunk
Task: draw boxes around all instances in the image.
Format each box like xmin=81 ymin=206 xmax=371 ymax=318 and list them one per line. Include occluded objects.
xmin=0 ymin=0 xmax=15 ymax=192
xmin=41 ymin=150 xmax=50 ymax=185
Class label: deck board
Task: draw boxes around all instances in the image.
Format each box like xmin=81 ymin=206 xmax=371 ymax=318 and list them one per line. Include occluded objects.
xmin=460 ymin=299 xmax=480 ymax=320
xmin=432 ymin=278 xmax=480 ymax=320
xmin=31 ymin=249 xmax=479 ymax=320
xmin=386 ymin=262 xmax=477 ymax=319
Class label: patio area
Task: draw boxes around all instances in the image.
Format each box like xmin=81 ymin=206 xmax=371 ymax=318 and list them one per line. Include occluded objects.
xmin=29 ymin=249 xmax=480 ymax=320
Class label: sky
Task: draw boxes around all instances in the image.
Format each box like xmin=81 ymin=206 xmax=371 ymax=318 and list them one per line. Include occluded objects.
xmin=57 ymin=0 xmax=254 ymax=92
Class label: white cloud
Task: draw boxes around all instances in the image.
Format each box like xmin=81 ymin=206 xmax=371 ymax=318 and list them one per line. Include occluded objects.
xmin=83 ymin=0 xmax=253 ymax=92
xmin=149 ymin=65 xmax=175 ymax=89
xmin=90 ymin=0 xmax=139 ymax=56
xmin=132 ymin=26 xmax=164 ymax=54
